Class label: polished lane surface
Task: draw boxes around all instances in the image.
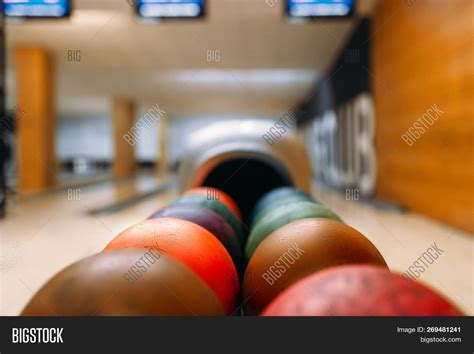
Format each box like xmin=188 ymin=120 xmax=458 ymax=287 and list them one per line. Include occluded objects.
xmin=1 ymin=176 xmax=472 ymax=315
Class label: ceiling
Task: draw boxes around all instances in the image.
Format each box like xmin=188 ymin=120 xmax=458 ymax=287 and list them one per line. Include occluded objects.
xmin=5 ymin=0 xmax=378 ymax=118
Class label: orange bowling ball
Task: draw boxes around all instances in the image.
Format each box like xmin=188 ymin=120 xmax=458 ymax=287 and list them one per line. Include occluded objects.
xmin=104 ymin=218 xmax=239 ymax=314
xmin=22 ymin=250 xmax=226 ymax=316
xmin=243 ymin=218 xmax=387 ymax=315
xmin=184 ymin=187 xmax=242 ymax=220
xmin=263 ymin=265 xmax=464 ymax=316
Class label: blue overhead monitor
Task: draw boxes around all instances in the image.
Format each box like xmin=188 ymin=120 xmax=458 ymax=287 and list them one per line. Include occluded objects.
xmin=3 ymin=0 xmax=71 ymax=18
xmin=136 ymin=0 xmax=205 ymax=19
xmin=287 ymin=0 xmax=355 ymax=18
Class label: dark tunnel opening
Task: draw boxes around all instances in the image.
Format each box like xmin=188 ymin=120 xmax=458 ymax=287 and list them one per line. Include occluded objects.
xmin=202 ymin=158 xmax=293 ymax=225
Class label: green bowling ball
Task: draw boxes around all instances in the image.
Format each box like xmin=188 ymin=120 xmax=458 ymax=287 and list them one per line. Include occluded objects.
xmin=245 ymin=201 xmax=343 ymax=261
xmin=251 ymin=187 xmax=310 ymax=220
xmin=251 ymin=193 xmax=318 ymax=228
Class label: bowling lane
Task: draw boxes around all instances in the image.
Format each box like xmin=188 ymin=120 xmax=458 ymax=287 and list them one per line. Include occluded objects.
xmin=0 ymin=173 xmax=178 ymax=316
xmin=1 ymin=177 xmax=472 ymax=316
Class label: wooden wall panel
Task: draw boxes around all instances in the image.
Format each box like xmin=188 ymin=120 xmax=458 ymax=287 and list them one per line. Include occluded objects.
xmin=15 ymin=47 xmax=56 ymax=192
xmin=372 ymin=0 xmax=474 ymax=233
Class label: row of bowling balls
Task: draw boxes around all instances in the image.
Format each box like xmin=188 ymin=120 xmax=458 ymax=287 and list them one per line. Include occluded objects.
xmin=23 ymin=187 xmax=244 ymax=315
xmin=22 ymin=187 xmax=463 ymax=316
xmin=242 ymin=187 xmax=462 ymax=315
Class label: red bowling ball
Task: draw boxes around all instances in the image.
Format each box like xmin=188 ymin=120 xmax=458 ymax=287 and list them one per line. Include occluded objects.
xmin=262 ymin=265 xmax=464 ymax=316
xmin=104 ymin=218 xmax=239 ymax=314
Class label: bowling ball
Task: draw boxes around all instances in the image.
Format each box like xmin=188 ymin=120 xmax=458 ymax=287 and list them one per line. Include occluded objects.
xmin=250 ymin=193 xmax=317 ymax=228
xmin=245 ymin=202 xmax=342 ymax=261
xmin=21 ymin=250 xmax=225 ymax=316
xmin=149 ymin=205 xmax=241 ymax=268
xmin=262 ymin=265 xmax=464 ymax=316
xmin=184 ymin=187 xmax=242 ymax=220
xmin=243 ymin=218 xmax=387 ymax=315
xmin=171 ymin=194 xmax=245 ymax=246
xmin=104 ymin=218 xmax=239 ymax=314
xmin=251 ymin=187 xmax=310 ymax=220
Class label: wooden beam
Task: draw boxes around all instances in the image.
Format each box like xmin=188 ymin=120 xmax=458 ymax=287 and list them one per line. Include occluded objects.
xmin=112 ymin=99 xmax=137 ymax=178
xmin=15 ymin=47 xmax=56 ymax=193
xmin=158 ymin=117 xmax=169 ymax=173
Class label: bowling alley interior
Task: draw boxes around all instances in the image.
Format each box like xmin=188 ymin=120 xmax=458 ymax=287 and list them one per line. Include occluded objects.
xmin=0 ymin=0 xmax=473 ymax=317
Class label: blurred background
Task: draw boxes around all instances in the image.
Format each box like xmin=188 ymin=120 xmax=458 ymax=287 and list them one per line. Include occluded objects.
xmin=0 ymin=0 xmax=472 ymax=315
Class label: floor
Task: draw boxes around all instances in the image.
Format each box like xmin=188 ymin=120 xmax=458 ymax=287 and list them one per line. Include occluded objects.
xmin=1 ymin=176 xmax=472 ymax=315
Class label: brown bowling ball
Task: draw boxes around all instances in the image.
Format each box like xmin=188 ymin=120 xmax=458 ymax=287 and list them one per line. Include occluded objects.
xmin=243 ymin=218 xmax=387 ymax=315
xmin=21 ymin=250 xmax=225 ymax=316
